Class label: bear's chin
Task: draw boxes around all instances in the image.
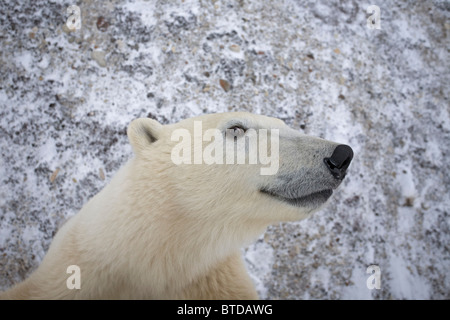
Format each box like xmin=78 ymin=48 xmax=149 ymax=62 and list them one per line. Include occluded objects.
xmin=260 ymin=189 xmax=333 ymax=209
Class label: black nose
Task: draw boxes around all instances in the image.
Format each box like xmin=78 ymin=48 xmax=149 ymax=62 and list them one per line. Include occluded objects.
xmin=324 ymin=145 xmax=353 ymax=180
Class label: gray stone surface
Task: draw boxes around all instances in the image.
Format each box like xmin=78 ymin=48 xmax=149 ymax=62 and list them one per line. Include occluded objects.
xmin=0 ymin=0 xmax=449 ymax=299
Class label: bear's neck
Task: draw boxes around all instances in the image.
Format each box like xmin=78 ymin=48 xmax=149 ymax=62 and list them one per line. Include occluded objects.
xmin=85 ymin=159 xmax=267 ymax=297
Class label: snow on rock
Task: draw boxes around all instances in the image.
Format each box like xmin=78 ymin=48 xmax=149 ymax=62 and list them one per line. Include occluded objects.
xmin=0 ymin=0 xmax=449 ymax=299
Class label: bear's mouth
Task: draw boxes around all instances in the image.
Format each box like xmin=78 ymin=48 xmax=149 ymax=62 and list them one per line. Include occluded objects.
xmin=260 ymin=189 xmax=333 ymax=208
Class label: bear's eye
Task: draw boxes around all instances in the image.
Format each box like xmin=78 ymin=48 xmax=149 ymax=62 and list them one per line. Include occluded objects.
xmin=226 ymin=125 xmax=246 ymax=138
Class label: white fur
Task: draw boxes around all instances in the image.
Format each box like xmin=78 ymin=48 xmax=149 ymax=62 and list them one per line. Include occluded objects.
xmin=1 ymin=112 xmax=341 ymax=299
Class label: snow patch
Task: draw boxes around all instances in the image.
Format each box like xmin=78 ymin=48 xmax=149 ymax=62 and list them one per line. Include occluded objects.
xmin=244 ymin=238 xmax=275 ymax=300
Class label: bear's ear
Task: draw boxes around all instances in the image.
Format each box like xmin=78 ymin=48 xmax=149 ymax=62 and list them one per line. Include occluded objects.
xmin=127 ymin=118 xmax=163 ymax=154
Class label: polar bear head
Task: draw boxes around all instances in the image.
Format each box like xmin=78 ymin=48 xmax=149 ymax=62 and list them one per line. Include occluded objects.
xmin=127 ymin=112 xmax=353 ymax=225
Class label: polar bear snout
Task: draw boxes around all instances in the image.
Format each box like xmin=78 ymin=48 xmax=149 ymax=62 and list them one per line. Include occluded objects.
xmin=323 ymin=144 xmax=354 ymax=180
xmin=258 ymin=141 xmax=353 ymax=211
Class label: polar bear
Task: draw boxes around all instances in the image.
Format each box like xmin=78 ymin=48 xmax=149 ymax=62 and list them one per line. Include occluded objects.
xmin=1 ymin=112 xmax=353 ymax=299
